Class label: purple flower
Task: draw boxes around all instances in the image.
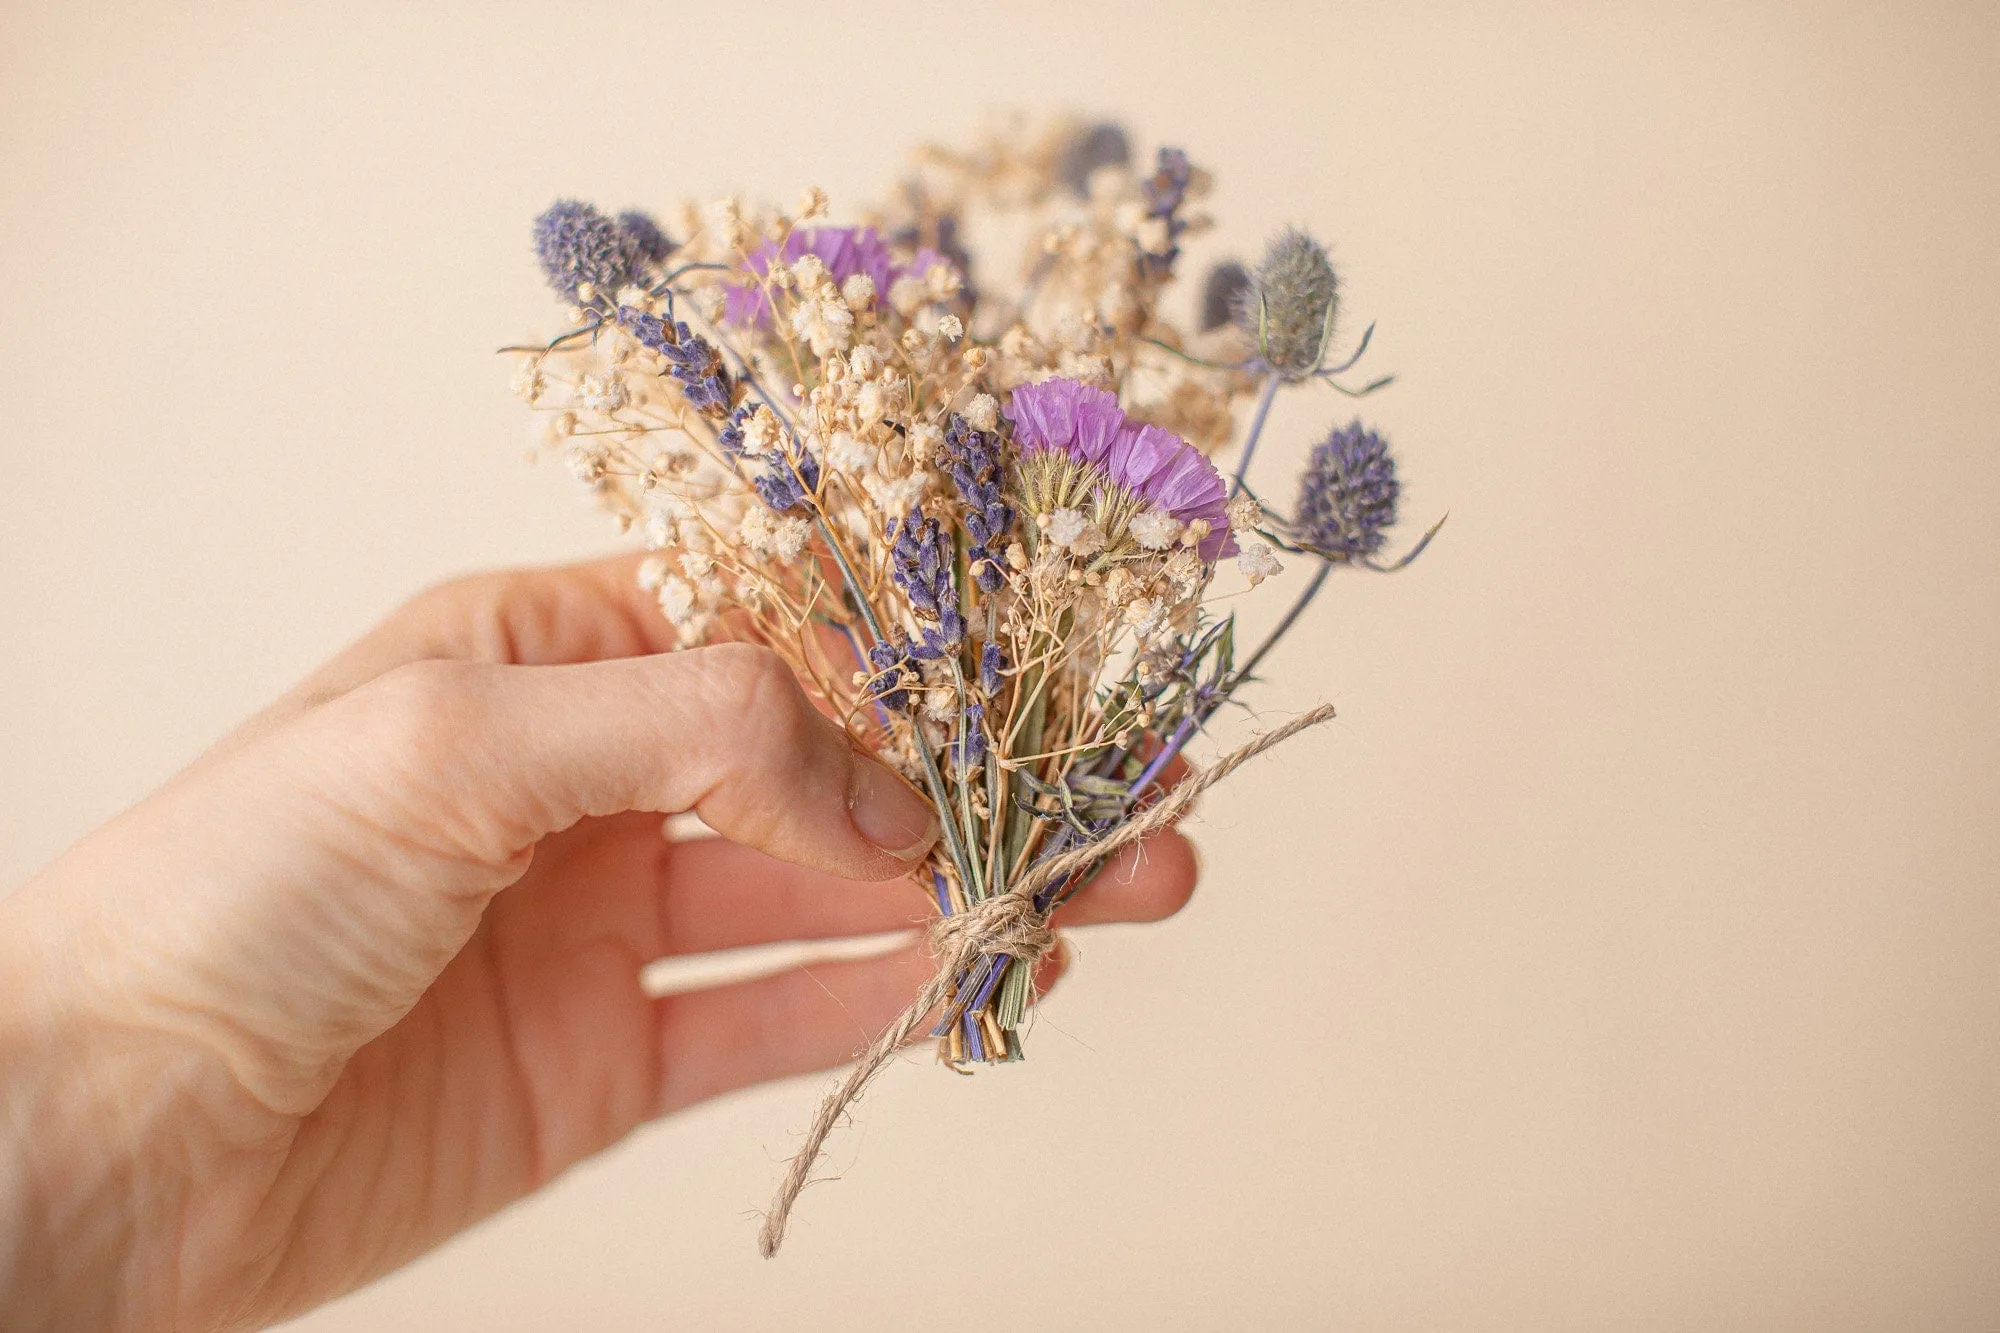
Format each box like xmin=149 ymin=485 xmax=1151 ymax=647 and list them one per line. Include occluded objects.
xmin=1200 ymin=260 xmax=1250 ymax=332
xmin=753 ymin=445 xmax=820 ymax=513
xmin=616 ymin=209 xmax=674 ymax=264
xmin=894 ymin=214 xmax=976 ymax=304
xmin=1008 ymin=377 xmax=1127 ymax=468
xmin=1139 ymin=147 xmax=1194 ymax=278
xmin=887 ymin=512 xmax=963 ymax=658
xmin=1295 ymin=419 xmax=1399 ymax=560
xmin=716 ymin=403 xmax=754 ymax=457
xmin=951 ymin=702 xmax=988 ymax=771
xmin=1005 ymin=377 xmax=1237 ymax=560
xmin=940 ymin=414 xmax=1014 ymax=591
xmin=534 ymin=199 xmax=641 ymax=302
xmin=866 ymin=638 xmax=914 ymax=712
xmin=723 ymin=227 xmax=954 ymax=325
xmin=1057 ymin=121 xmax=1132 ymax=196
xmin=617 ymin=307 xmax=733 ymax=419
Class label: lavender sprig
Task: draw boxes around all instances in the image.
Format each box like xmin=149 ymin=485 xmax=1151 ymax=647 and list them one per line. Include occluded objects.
xmin=616 ymin=308 xmax=734 ymax=417
xmin=887 ymin=511 xmax=964 ymax=660
xmin=1138 ymin=147 xmax=1194 ymax=278
xmin=939 ymin=414 xmax=1014 ymax=591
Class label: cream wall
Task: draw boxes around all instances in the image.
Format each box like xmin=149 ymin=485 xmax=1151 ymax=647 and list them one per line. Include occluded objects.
xmin=4 ymin=2 xmax=1997 ymax=1328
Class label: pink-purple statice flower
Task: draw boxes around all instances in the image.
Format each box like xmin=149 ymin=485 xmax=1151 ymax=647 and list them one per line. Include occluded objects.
xmin=1006 ymin=377 xmax=1237 ymax=560
xmin=724 ymin=226 xmax=947 ymax=325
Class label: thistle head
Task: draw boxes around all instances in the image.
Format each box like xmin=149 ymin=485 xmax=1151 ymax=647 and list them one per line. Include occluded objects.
xmin=1235 ymin=228 xmax=1339 ymax=380
xmin=1057 ymin=121 xmax=1132 ymax=197
xmin=1295 ymin=419 xmax=1398 ymax=560
xmin=533 ymin=199 xmax=642 ymax=302
xmin=615 ymin=209 xmax=674 ymax=264
xmin=1199 ymin=261 xmax=1250 ymax=332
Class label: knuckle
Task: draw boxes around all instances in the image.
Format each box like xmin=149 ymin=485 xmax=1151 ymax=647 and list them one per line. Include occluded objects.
xmin=395 ymin=572 xmax=483 ymax=627
xmin=393 ymin=569 xmax=531 ymax=657
xmin=696 ymin=643 xmax=814 ymax=747
xmin=351 ymin=658 xmax=491 ymax=755
xmin=680 ymin=643 xmax=839 ymax=839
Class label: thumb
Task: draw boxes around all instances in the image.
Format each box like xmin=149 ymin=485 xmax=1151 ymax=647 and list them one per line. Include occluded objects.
xmin=13 ymin=643 xmax=942 ymax=1122
xmin=320 ymin=641 xmax=940 ymax=882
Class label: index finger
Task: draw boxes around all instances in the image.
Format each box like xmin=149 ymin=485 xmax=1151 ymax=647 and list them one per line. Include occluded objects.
xmin=243 ymin=554 xmax=672 ymax=739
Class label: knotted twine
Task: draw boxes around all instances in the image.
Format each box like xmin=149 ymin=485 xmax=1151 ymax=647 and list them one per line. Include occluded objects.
xmin=757 ymin=703 xmax=1337 ymax=1257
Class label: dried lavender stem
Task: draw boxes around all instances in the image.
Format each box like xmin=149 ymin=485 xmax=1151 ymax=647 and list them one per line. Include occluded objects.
xmin=813 ymin=504 xmax=979 ymax=892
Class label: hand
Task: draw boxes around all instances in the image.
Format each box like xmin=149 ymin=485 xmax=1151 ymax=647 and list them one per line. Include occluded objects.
xmin=0 ymin=557 xmax=1197 ymax=1331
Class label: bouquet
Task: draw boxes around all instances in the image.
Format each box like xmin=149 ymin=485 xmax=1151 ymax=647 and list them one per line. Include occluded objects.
xmin=502 ymin=118 xmax=1438 ymax=1254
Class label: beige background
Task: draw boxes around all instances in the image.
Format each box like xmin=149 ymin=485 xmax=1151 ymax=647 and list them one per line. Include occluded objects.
xmin=5 ymin=1 xmax=1998 ymax=1328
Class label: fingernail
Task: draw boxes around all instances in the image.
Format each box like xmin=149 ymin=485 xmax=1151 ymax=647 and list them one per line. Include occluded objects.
xmin=848 ymin=759 xmax=940 ymax=861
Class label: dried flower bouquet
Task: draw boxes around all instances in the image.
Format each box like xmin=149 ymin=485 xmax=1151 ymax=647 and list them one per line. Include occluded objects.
xmin=503 ymin=118 xmax=1437 ymax=1252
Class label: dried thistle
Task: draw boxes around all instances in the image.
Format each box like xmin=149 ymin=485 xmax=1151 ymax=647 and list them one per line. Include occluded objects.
xmin=1236 ymin=226 xmax=1340 ymax=380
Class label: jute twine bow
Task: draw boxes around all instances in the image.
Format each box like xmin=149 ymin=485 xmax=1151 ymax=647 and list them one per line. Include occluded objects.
xmin=757 ymin=704 xmax=1336 ymax=1257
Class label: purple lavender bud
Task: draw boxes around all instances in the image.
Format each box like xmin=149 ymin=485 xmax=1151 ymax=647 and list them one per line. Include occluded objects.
xmin=717 ymin=404 xmax=753 ymax=457
xmin=681 ymin=375 xmax=729 ymax=413
xmin=617 ymin=308 xmax=665 ymax=347
xmin=753 ymin=445 xmax=820 ymax=513
xmin=979 ymin=642 xmax=1004 ymax=695
xmin=940 ymin=414 xmax=1013 ymax=591
xmin=615 ymin=209 xmax=674 ymax=264
xmin=951 ymin=702 xmax=989 ymax=771
xmin=534 ymin=199 xmax=640 ymax=302
xmin=1139 ymin=148 xmax=1194 ymax=278
xmin=1295 ymin=419 xmax=1400 ymax=560
xmin=867 ymin=639 xmax=914 ymax=712
xmin=616 ymin=307 xmax=735 ymax=420
xmin=888 ymin=512 xmax=962 ymax=658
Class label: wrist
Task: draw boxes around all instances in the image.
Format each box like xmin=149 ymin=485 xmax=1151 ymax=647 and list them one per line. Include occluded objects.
xmin=0 ymin=888 xmax=131 ymax=1328
xmin=0 ymin=880 xmax=209 ymax=1331
xmin=0 ymin=861 xmax=317 ymax=1333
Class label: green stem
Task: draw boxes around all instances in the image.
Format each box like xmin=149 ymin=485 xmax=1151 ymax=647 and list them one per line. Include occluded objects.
xmin=809 ymin=510 xmax=978 ymax=894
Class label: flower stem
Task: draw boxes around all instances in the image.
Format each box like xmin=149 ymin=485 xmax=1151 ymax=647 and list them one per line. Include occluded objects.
xmin=1229 ymin=370 xmax=1283 ymax=499
xmin=1232 ymin=559 xmax=1331 ymax=686
xmin=812 ymin=502 xmax=978 ymax=894
xmin=1127 ymin=559 xmax=1333 ymax=805
xmin=708 ymin=335 xmax=978 ymax=895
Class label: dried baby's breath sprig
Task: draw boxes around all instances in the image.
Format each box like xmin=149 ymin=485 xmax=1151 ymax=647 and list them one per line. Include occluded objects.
xmin=502 ymin=116 xmax=1439 ymax=1255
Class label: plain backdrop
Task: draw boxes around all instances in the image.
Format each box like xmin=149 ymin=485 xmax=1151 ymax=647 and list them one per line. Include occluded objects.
xmin=4 ymin=2 xmax=1998 ymax=1329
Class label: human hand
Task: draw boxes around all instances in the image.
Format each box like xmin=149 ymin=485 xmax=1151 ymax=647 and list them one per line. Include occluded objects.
xmin=0 ymin=557 xmax=1197 ymax=1331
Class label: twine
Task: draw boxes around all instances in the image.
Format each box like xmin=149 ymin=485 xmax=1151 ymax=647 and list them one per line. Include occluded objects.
xmin=756 ymin=704 xmax=1336 ymax=1257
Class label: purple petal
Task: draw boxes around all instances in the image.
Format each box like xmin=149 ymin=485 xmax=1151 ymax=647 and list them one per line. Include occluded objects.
xmin=1005 ymin=377 xmax=1126 ymax=464
xmin=1105 ymin=422 xmax=1183 ymax=493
